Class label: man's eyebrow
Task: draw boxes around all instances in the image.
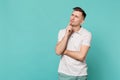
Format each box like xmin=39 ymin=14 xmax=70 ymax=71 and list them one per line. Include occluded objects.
xmin=71 ymin=13 xmax=79 ymax=18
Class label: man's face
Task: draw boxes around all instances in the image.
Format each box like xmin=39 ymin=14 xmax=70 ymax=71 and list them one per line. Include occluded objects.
xmin=70 ymin=11 xmax=84 ymax=26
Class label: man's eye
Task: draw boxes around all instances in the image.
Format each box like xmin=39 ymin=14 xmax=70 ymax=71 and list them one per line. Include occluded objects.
xmin=75 ymin=16 xmax=78 ymax=18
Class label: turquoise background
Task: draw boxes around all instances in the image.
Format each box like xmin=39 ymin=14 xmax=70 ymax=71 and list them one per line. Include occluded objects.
xmin=0 ymin=0 xmax=120 ymax=80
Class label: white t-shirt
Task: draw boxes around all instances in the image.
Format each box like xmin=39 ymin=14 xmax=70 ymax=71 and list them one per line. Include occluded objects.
xmin=58 ymin=27 xmax=92 ymax=76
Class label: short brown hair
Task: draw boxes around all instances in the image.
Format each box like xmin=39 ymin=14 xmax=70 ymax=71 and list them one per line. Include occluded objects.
xmin=73 ymin=7 xmax=86 ymax=19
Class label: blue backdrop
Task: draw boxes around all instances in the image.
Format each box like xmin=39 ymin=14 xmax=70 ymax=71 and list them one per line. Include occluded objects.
xmin=0 ymin=0 xmax=120 ymax=80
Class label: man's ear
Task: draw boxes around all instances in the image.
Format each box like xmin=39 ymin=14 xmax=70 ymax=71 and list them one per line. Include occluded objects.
xmin=80 ymin=20 xmax=84 ymax=25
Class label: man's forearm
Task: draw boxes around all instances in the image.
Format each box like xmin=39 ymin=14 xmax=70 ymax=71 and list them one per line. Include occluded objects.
xmin=64 ymin=50 xmax=85 ymax=62
xmin=55 ymin=35 xmax=69 ymax=55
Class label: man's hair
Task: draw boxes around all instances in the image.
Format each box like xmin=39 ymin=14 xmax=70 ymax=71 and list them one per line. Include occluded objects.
xmin=73 ymin=7 xmax=86 ymax=19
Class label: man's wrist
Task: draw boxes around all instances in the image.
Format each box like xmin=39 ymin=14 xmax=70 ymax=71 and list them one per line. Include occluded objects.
xmin=64 ymin=50 xmax=68 ymax=55
xmin=64 ymin=34 xmax=69 ymax=38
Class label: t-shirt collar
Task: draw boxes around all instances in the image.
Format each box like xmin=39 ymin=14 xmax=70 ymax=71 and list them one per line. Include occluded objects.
xmin=76 ymin=27 xmax=83 ymax=34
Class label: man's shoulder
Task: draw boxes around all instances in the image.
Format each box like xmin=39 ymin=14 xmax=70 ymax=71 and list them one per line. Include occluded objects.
xmin=82 ymin=27 xmax=92 ymax=36
xmin=58 ymin=28 xmax=66 ymax=34
xmin=59 ymin=28 xmax=66 ymax=32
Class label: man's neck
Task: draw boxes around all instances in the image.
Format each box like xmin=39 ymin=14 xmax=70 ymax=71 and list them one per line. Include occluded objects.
xmin=72 ymin=25 xmax=81 ymax=32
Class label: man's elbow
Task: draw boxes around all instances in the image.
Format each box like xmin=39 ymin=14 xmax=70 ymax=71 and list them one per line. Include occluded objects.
xmin=55 ymin=51 xmax=61 ymax=55
xmin=78 ymin=56 xmax=85 ymax=62
xmin=55 ymin=48 xmax=62 ymax=55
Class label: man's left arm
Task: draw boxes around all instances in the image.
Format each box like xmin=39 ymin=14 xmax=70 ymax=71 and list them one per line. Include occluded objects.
xmin=64 ymin=32 xmax=92 ymax=62
xmin=64 ymin=45 xmax=90 ymax=62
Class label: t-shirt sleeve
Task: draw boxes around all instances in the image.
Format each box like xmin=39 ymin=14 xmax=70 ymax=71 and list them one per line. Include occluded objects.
xmin=57 ymin=30 xmax=65 ymax=42
xmin=82 ymin=32 xmax=92 ymax=46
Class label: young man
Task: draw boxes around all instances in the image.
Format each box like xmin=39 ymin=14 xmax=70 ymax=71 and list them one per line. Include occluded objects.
xmin=55 ymin=7 xmax=92 ymax=80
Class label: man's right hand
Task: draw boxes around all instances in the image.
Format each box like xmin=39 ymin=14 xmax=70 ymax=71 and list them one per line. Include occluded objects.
xmin=65 ymin=24 xmax=73 ymax=37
